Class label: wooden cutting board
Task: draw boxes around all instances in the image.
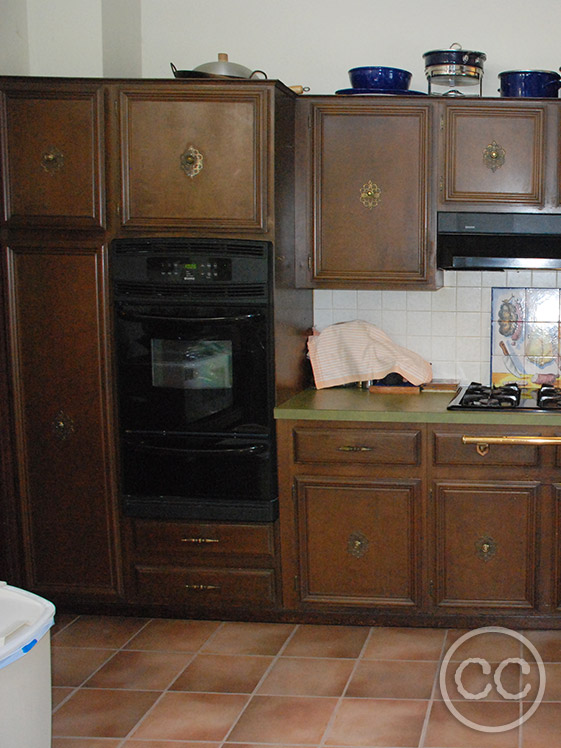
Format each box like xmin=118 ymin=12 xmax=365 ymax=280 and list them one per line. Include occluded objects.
xmin=368 ymin=385 xmax=421 ymax=394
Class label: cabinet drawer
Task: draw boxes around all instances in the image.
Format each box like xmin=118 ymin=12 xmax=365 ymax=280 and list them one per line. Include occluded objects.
xmin=134 ymin=565 xmax=276 ymax=605
xmin=293 ymin=427 xmax=421 ymax=465
xmin=433 ymin=431 xmax=540 ymax=467
xmin=131 ymin=520 xmax=275 ymax=558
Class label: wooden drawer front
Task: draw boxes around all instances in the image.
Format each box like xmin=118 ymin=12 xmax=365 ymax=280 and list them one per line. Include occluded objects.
xmin=433 ymin=431 xmax=540 ymax=467
xmin=434 ymin=481 xmax=538 ymax=609
xmin=134 ymin=565 xmax=276 ymax=605
xmin=132 ymin=520 xmax=274 ymax=558
xmin=293 ymin=427 xmax=421 ymax=465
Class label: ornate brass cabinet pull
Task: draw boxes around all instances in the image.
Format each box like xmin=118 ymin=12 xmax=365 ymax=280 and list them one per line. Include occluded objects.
xmin=347 ymin=531 xmax=369 ymax=558
xmin=483 ymin=141 xmax=505 ymax=172
xmin=51 ymin=410 xmax=74 ymax=441
xmin=180 ymin=146 xmax=203 ymax=177
xmin=475 ymin=535 xmax=497 ymax=562
xmin=360 ymin=180 xmax=382 ymax=209
xmin=41 ymin=146 xmax=65 ymax=174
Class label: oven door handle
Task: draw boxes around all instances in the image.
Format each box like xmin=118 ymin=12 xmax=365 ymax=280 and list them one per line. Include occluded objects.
xmin=117 ymin=309 xmax=263 ymax=324
xmin=125 ymin=440 xmax=268 ymax=456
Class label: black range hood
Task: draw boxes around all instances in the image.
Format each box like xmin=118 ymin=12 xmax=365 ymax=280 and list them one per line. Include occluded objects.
xmin=437 ymin=212 xmax=561 ymax=270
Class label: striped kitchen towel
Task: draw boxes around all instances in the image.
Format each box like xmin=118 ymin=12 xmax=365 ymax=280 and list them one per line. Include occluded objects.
xmin=308 ymin=320 xmax=433 ymax=389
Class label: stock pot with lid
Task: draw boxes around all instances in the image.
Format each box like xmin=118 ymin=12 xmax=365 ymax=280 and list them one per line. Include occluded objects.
xmin=423 ymin=42 xmax=486 ymax=92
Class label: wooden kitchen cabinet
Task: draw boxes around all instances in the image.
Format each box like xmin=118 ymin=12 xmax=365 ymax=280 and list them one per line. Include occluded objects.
xmin=0 ymin=79 xmax=106 ymax=228
xmin=438 ymin=100 xmax=552 ymax=208
xmin=429 ymin=425 xmax=554 ymax=617
xmin=3 ymin=243 xmax=122 ymax=601
xmin=277 ymin=416 xmax=561 ymax=626
xmin=294 ymin=96 xmax=441 ymax=289
xmin=291 ymin=477 xmax=421 ymax=607
xmin=277 ymin=420 xmax=426 ymax=614
xmin=117 ymin=80 xmax=294 ymax=235
xmin=125 ymin=518 xmax=280 ymax=611
xmin=433 ymin=481 xmax=539 ymax=609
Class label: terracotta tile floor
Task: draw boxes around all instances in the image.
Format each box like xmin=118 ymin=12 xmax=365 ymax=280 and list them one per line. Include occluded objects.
xmin=49 ymin=614 xmax=561 ymax=747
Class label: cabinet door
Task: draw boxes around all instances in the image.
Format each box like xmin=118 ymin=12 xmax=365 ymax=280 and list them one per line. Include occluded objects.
xmin=119 ymin=85 xmax=268 ymax=232
xmin=0 ymin=83 xmax=105 ymax=228
xmin=441 ymin=103 xmax=547 ymax=205
xmin=295 ymin=98 xmax=438 ymax=288
xmin=433 ymin=481 xmax=539 ymax=610
xmin=293 ymin=477 xmax=421 ymax=608
xmin=5 ymin=244 xmax=121 ymax=599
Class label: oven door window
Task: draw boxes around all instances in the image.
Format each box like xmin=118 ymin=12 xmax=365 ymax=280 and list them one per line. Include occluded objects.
xmin=115 ymin=304 xmax=270 ymax=433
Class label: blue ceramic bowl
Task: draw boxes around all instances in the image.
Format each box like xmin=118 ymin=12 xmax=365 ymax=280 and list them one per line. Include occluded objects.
xmin=499 ymin=70 xmax=561 ymax=98
xmin=349 ymin=66 xmax=412 ymax=91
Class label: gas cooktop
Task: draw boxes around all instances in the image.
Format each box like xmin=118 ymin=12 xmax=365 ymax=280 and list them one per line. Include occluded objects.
xmin=447 ymin=382 xmax=561 ymax=411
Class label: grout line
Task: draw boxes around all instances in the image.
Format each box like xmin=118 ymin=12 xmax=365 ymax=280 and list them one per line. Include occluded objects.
xmin=416 ymin=627 xmax=452 ymax=748
xmin=51 ymin=613 xmax=155 ymax=715
xmin=115 ymin=618 xmax=231 ymax=743
xmin=219 ymin=621 xmax=302 ymax=744
xmin=316 ymin=625 xmax=376 ymax=748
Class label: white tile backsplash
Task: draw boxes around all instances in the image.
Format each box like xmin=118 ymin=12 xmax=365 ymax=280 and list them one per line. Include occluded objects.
xmin=312 ymin=271 xmax=561 ymax=385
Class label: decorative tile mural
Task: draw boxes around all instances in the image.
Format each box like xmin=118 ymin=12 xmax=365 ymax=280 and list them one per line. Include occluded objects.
xmin=491 ymin=288 xmax=561 ymax=388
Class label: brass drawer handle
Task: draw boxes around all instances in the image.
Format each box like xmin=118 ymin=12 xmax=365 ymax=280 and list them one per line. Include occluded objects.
xmin=462 ymin=435 xmax=561 ymax=446
xmin=337 ymin=445 xmax=374 ymax=453
xmin=181 ymin=537 xmax=220 ymax=544
xmin=462 ymin=434 xmax=561 ymax=457
xmin=185 ymin=584 xmax=221 ymax=591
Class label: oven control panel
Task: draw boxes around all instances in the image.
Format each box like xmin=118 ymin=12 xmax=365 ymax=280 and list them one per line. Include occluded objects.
xmin=147 ymin=256 xmax=232 ymax=282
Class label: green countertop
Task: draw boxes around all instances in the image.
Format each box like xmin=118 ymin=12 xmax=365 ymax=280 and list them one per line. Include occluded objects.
xmin=274 ymin=388 xmax=561 ymax=425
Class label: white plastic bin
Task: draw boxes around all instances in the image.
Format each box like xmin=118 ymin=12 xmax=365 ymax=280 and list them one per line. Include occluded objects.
xmin=0 ymin=583 xmax=56 ymax=748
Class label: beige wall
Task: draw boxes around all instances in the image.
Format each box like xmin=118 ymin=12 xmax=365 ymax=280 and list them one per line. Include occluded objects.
xmin=3 ymin=0 xmax=561 ymax=92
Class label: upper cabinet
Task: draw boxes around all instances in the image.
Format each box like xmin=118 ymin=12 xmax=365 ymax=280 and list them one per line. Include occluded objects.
xmin=438 ymin=99 xmax=556 ymax=209
xmin=294 ymin=97 xmax=441 ymax=289
xmin=0 ymin=80 xmax=106 ymax=229
xmin=117 ymin=81 xmax=293 ymax=235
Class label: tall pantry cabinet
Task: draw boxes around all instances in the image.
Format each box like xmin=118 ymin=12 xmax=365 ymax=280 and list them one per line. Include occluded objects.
xmin=0 ymin=76 xmax=309 ymax=613
xmin=0 ymin=79 xmax=122 ymax=601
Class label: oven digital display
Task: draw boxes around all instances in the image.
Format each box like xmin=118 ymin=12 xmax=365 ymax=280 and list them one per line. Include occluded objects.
xmin=147 ymin=256 xmax=232 ymax=282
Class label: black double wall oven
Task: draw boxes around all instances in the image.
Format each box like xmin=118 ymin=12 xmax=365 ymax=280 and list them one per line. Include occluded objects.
xmin=111 ymin=238 xmax=278 ymax=522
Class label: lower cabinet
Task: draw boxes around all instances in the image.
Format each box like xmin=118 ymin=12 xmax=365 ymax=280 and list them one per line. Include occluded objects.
xmin=292 ymin=477 xmax=422 ymax=607
xmin=126 ymin=518 xmax=280 ymax=612
xmin=429 ymin=424 xmax=552 ymax=619
xmin=277 ymin=420 xmax=427 ymax=615
xmin=433 ymin=481 xmax=539 ymax=610
xmin=277 ymin=418 xmax=559 ymax=626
